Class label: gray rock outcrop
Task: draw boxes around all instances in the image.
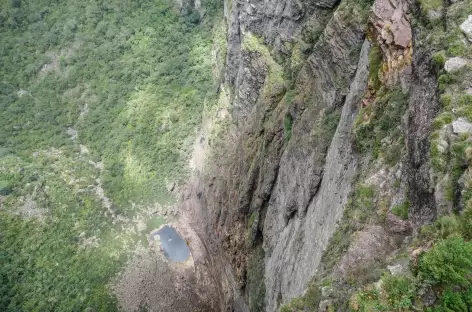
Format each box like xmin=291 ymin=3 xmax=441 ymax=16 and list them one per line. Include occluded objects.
xmin=452 ymin=117 xmax=472 ymax=134
xmin=460 ymin=15 xmax=472 ymax=42
xmin=445 ymin=57 xmax=470 ymax=73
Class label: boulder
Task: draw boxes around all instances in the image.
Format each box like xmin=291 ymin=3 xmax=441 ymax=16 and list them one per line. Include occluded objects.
xmin=386 ymin=212 xmax=412 ymax=234
xmin=387 ymin=261 xmax=409 ymax=275
xmin=321 ymin=286 xmax=334 ymax=298
xmin=460 ymin=15 xmax=472 ymax=42
xmin=318 ymin=299 xmax=333 ymax=312
xmin=452 ymin=118 xmax=472 ymax=134
xmin=444 ymin=57 xmax=470 ymax=73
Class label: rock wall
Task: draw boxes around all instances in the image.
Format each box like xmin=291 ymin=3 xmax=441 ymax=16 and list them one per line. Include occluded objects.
xmin=263 ymin=39 xmax=369 ymax=310
xmin=179 ymin=0 xmax=472 ymax=310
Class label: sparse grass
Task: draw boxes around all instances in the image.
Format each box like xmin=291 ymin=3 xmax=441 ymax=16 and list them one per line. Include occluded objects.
xmin=247 ymin=246 xmax=266 ymax=312
xmin=284 ymin=112 xmax=293 ymax=143
xmin=321 ymin=109 xmax=341 ymax=145
xmin=242 ymin=32 xmax=285 ymax=97
xmin=279 ymin=281 xmax=321 ymax=312
xmin=392 ymin=201 xmax=409 ymax=220
xmin=368 ymin=45 xmax=383 ymax=90
xmin=321 ymin=183 xmax=375 ymax=272
xmin=418 ymin=0 xmax=443 ymax=13
xmin=353 ymin=88 xmax=408 ymax=163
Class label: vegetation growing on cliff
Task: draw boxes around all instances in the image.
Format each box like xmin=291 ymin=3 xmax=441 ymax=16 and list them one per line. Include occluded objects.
xmin=353 ymin=87 xmax=408 ymax=164
xmin=247 ymin=246 xmax=266 ymax=312
xmin=242 ymin=32 xmax=286 ymax=98
xmin=348 ymin=1 xmax=472 ymax=309
xmin=352 ymin=211 xmax=472 ymax=311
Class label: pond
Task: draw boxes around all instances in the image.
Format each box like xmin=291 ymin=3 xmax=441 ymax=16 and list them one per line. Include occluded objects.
xmin=153 ymin=225 xmax=190 ymax=262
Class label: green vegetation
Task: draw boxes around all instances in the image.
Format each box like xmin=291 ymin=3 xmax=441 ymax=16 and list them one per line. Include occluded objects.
xmin=242 ymin=32 xmax=285 ymax=97
xmin=368 ymin=44 xmax=383 ymax=90
xmin=353 ymin=88 xmax=408 ymax=163
xmin=419 ymin=236 xmax=472 ymax=286
xmin=350 ymin=274 xmax=416 ymax=311
xmin=0 ymin=0 xmax=221 ymax=310
xmin=392 ymin=201 xmax=409 ymax=220
xmin=0 ymin=150 xmax=127 ymax=311
xmin=432 ymin=50 xmax=447 ymax=73
xmin=432 ymin=288 xmax=472 ymax=312
xmin=416 ymin=0 xmax=472 ymax=58
xmin=419 ymin=209 xmax=472 ymax=245
xmin=284 ymin=112 xmax=293 ymax=142
xmin=247 ymin=246 xmax=266 ymax=312
xmin=418 ymin=0 xmax=443 ymax=14
xmin=336 ymin=0 xmax=376 ymax=26
xmin=1 ymin=0 xmax=220 ymax=207
xmin=352 ymin=208 xmax=472 ymax=311
xmin=280 ymin=281 xmax=322 ymax=312
xmin=322 ymin=184 xmax=376 ymax=273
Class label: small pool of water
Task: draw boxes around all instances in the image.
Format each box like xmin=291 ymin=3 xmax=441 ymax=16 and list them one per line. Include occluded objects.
xmin=154 ymin=225 xmax=190 ymax=262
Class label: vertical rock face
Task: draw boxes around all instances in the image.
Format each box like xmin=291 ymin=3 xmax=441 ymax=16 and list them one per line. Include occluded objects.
xmin=406 ymin=47 xmax=439 ymax=228
xmin=224 ymin=0 xmax=331 ymax=121
xmin=190 ymin=0 xmax=376 ymax=310
xmin=263 ymin=39 xmax=370 ymax=310
xmin=193 ymin=0 xmax=373 ymax=308
xmin=180 ymin=0 xmax=469 ymax=309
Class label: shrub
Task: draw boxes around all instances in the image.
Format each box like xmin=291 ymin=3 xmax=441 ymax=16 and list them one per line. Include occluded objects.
xmin=433 ymin=288 xmax=472 ymax=312
xmin=460 ymin=206 xmax=472 ymax=240
xmin=437 ymin=215 xmax=460 ymax=238
xmin=278 ymin=279 xmax=322 ymax=311
xmin=381 ymin=274 xmax=416 ymax=310
xmin=350 ymin=288 xmax=382 ymax=312
xmin=432 ymin=51 xmax=446 ymax=74
xmin=419 ymin=236 xmax=472 ymax=286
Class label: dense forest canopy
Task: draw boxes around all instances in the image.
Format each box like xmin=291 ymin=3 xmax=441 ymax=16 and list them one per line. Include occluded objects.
xmin=0 ymin=0 xmax=219 ymax=310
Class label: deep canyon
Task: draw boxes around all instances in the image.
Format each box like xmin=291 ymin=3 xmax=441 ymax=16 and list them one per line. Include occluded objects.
xmin=1 ymin=0 xmax=472 ymax=311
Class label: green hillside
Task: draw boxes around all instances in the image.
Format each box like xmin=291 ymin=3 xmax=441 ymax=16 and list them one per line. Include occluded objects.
xmin=0 ymin=0 xmax=219 ymax=310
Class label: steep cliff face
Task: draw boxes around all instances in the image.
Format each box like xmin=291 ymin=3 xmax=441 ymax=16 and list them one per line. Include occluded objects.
xmin=181 ymin=0 xmax=472 ymax=310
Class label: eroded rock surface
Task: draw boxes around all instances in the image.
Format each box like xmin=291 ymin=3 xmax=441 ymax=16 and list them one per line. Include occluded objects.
xmin=334 ymin=226 xmax=396 ymax=278
xmin=460 ymin=15 xmax=472 ymax=42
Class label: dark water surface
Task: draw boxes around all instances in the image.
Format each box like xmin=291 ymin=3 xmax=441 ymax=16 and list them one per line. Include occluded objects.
xmin=155 ymin=225 xmax=190 ymax=262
